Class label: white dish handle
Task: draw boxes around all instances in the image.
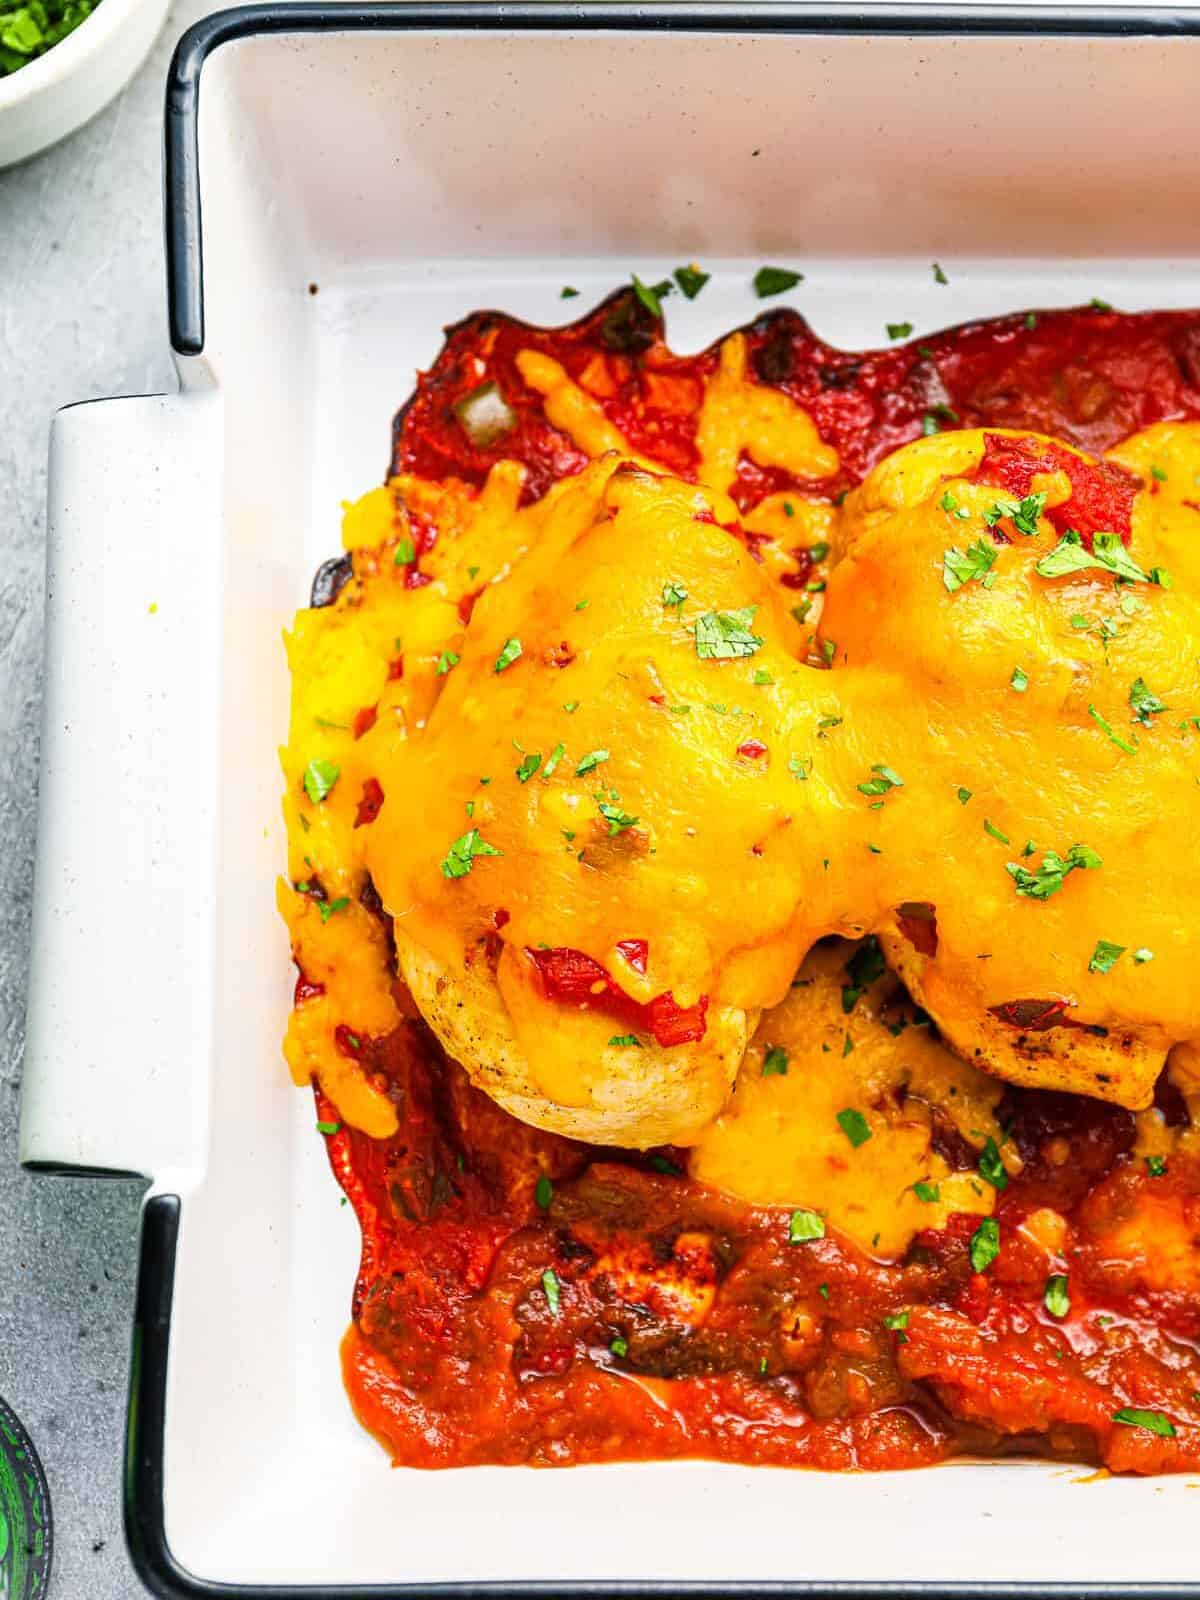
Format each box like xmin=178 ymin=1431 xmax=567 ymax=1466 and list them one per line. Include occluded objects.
xmin=21 ymin=391 xmax=223 ymax=1182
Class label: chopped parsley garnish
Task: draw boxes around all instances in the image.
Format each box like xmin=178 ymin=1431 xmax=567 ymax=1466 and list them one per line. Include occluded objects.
xmin=632 ymin=274 xmax=667 ymax=317
xmin=650 ymin=1154 xmax=683 ymax=1176
xmin=610 ymin=1336 xmax=629 ymax=1358
xmin=1151 ymin=464 xmax=1168 ymax=482
xmin=694 ymin=605 xmax=764 ymax=660
xmin=1111 ymin=1408 xmax=1175 ymax=1438
xmin=563 ymin=700 xmax=580 ymax=713
xmin=842 ymin=1031 xmax=855 ymax=1056
xmin=597 ymin=799 xmax=639 ymax=836
xmin=983 ymin=819 xmax=1011 ymax=845
xmin=435 ymin=650 xmax=460 ymax=675
xmin=515 ymin=752 xmax=543 ymax=783
xmin=940 ymin=489 xmax=969 ymax=520
xmin=883 ymin=1310 xmax=910 ymax=1334
xmin=494 ymin=637 xmax=523 ymax=673
xmin=1088 ymin=705 xmax=1137 ymax=757
xmin=1024 ymin=312 xmax=1038 ymax=330
xmin=1035 ymin=529 xmax=1150 ymax=585
xmin=762 ymin=1045 xmax=789 ymax=1076
xmin=1006 ymin=842 xmax=1101 ymax=901
xmin=315 ymin=1120 xmax=341 ymax=1136
xmin=943 ymin=538 xmax=997 ymax=593
xmin=393 ymin=536 xmax=416 ymax=567
xmin=1011 ymin=666 xmax=1029 ymax=693
xmin=978 ymin=1137 xmax=1008 ymax=1191
xmin=575 ymin=749 xmax=609 ymax=776
xmin=957 ymin=786 xmax=972 ymax=805
xmin=674 ymin=264 xmax=710 ymax=299
xmin=841 ymin=937 xmax=885 ymax=1012
xmin=561 ymin=286 xmax=579 ymax=299
xmin=887 ymin=321 xmax=914 ymax=341
xmin=303 ymin=758 xmax=340 ymax=805
xmin=809 ymin=541 xmax=831 ymax=563
xmin=788 ymin=1209 xmax=826 ymax=1244
xmin=921 ymin=413 xmax=941 ymax=436
xmin=969 ymin=1216 xmax=1000 ymax=1273
xmin=316 ymin=896 xmax=351 ymax=924
xmin=535 ymin=1176 xmax=553 ymax=1209
xmin=932 ymin=262 xmax=949 ymax=284
xmin=1129 ymin=677 xmax=1168 ymax=725
xmin=1090 ymin=297 xmax=1113 ymax=312
xmin=608 ymin=1033 xmax=642 ymax=1048
xmin=789 ymin=755 xmax=811 ymax=781
xmin=1044 ymin=1274 xmax=1070 ymax=1319
xmin=1088 ymin=939 xmax=1125 ymax=975
xmin=913 ymin=1181 xmax=940 ymax=1203
xmin=440 ymin=828 xmax=502 ymax=879
xmin=662 ymin=580 xmax=688 ymax=610
xmin=1146 ymin=1154 xmax=1168 ymax=1177
xmin=836 ymin=1108 xmax=872 ymax=1148
xmin=542 ymin=1268 xmax=562 ymax=1315
xmin=985 ymin=491 xmax=1046 ymax=537
xmin=754 ymin=668 xmax=774 ymax=685
xmin=857 ymin=763 xmax=904 ymax=798
xmin=1133 ymin=947 xmax=1155 ymax=964
xmin=754 ymin=266 xmax=803 ymax=297
xmin=542 ymin=743 xmax=565 ymax=779
xmin=818 ymin=1283 xmax=830 ymax=1300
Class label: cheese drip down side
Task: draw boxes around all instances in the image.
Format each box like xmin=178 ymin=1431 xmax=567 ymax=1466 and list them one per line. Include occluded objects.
xmin=690 ymin=940 xmax=1013 ymax=1259
xmin=363 ymin=429 xmax=1200 ymax=1142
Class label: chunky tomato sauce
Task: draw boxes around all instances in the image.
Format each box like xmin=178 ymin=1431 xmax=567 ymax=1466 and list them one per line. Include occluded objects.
xmin=323 ymin=291 xmax=1200 ymax=1472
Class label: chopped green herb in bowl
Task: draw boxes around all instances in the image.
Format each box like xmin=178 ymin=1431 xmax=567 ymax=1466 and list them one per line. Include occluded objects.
xmin=1 ymin=0 xmax=99 ymax=77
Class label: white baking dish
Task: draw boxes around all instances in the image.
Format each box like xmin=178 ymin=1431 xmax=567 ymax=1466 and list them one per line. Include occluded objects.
xmin=20 ymin=5 xmax=1200 ymax=1594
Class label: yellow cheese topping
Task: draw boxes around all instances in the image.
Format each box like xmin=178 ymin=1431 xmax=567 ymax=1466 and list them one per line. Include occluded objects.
xmin=281 ymin=339 xmax=1200 ymax=1166
xmin=690 ymin=941 xmax=1009 ymax=1257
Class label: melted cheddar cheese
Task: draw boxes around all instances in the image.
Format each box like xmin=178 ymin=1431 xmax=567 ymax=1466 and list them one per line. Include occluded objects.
xmin=281 ymin=339 xmax=1200 ymax=1161
xmin=689 ymin=941 xmax=1011 ymax=1257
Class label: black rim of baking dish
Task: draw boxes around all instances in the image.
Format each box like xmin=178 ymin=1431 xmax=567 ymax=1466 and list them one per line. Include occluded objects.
xmin=144 ymin=4 xmax=1200 ymax=1595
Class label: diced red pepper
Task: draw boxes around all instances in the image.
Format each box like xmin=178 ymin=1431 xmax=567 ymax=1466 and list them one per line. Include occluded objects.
xmin=354 ymin=777 xmax=385 ymax=828
xmin=977 ymin=433 xmax=1136 ymax=547
xmin=616 ymin=938 xmax=648 ymax=974
xmin=737 ymin=739 xmax=768 ymax=760
xmin=527 ymin=946 xmax=707 ymax=1047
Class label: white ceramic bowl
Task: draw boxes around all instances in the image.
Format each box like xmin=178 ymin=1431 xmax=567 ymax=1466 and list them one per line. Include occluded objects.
xmin=0 ymin=0 xmax=168 ymax=168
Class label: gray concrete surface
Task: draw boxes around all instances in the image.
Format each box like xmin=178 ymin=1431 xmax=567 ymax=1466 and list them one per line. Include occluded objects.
xmin=0 ymin=8 xmax=202 ymax=1594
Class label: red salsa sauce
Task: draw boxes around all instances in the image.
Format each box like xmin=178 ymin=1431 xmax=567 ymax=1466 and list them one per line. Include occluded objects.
xmin=325 ymin=291 xmax=1200 ymax=1471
